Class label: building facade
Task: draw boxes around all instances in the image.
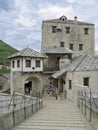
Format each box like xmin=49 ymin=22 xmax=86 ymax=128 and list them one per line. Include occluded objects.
xmin=41 ymin=15 xmax=97 ymax=100
xmin=8 ymin=16 xmax=97 ymax=101
xmin=8 ymin=48 xmax=47 ymax=95
xmin=42 ymin=15 xmax=95 ymax=57
xmin=51 ymin=55 xmax=98 ymax=101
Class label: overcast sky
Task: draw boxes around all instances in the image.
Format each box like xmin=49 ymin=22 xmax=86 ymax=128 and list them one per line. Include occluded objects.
xmin=0 ymin=0 xmax=98 ymax=51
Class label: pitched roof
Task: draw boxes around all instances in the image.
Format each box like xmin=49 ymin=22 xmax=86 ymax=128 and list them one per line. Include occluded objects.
xmin=43 ymin=15 xmax=94 ymax=26
xmin=7 ymin=48 xmax=47 ymax=59
xmin=76 ymin=55 xmax=98 ymax=71
xmin=43 ymin=46 xmax=73 ymax=54
xmin=51 ymin=55 xmax=98 ymax=79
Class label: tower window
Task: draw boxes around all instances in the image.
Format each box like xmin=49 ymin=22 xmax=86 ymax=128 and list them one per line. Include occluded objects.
xmin=83 ymin=77 xmax=89 ymax=87
xmin=60 ymin=42 xmax=65 ymax=47
xmin=69 ymin=44 xmax=73 ymax=50
xmin=84 ymin=28 xmax=89 ymax=35
xmin=52 ymin=26 xmax=57 ymax=33
xmin=57 ymin=29 xmax=62 ymax=32
xmin=66 ymin=27 xmax=70 ymax=33
xmin=79 ymin=44 xmax=83 ymax=50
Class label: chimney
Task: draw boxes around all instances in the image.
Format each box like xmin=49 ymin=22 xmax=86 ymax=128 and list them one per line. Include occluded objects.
xmin=74 ymin=16 xmax=77 ymax=23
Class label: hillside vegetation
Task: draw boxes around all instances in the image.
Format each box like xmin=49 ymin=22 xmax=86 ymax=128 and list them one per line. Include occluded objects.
xmin=0 ymin=40 xmax=18 ymax=65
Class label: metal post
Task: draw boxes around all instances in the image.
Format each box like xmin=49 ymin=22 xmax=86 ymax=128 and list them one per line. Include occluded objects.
xmin=90 ymin=89 xmax=92 ymax=121
xmin=13 ymin=91 xmax=15 ymax=126
xmin=10 ymin=71 xmax=14 ymax=95
xmin=24 ymin=96 xmax=26 ymax=119
xmin=77 ymin=90 xmax=79 ymax=108
xmin=85 ymin=90 xmax=86 ymax=115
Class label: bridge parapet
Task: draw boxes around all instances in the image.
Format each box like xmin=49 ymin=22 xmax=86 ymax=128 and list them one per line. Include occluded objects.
xmin=0 ymin=92 xmax=43 ymax=130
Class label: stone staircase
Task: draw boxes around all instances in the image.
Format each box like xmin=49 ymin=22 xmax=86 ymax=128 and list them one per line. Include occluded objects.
xmin=12 ymin=99 xmax=94 ymax=130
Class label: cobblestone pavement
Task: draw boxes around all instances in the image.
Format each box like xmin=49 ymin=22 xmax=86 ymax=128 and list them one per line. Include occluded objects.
xmin=13 ymin=98 xmax=94 ymax=130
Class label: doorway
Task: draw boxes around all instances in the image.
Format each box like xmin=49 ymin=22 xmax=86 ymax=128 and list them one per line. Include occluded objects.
xmin=24 ymin=81 xmax=32 ymax=95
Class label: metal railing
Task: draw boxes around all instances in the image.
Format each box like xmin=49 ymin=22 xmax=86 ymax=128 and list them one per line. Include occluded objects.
xmin=0 ymin=92 xmax=40 ymax=114
xmin=77 ymin=88 xmax=98 ymax=121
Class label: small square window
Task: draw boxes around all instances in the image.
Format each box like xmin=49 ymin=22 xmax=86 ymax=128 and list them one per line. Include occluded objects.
xmin=36 ymin=60 xmax=40 ymax=67
xmin=69 ymin=44 xmax=73 ymax=50
xmin=17 ymin=60 xmax=20 ymax=68
xmin=84 ymin=28 xmax=89 ymax=35
xmin=12 ymin=60 xmax=15 ymax=68
xmin=57 ymin=29 xmax=62 ymax=32
xmin=83 ymin=77 xmax=89 ymax=87
xmin=52 ymin=26 xmax=57 ymax=33
xmin=26 ymin=60 xmax=31 ymax=67
xmin=60 ymin=42 xmax=64 ymax=47
xmin=66 ymin=27 xmax=70 ymax=33
xmin=69 ymin=80 xmax=72 ymax=89
xmin=79 ymin=44 xmax=83 ymax=50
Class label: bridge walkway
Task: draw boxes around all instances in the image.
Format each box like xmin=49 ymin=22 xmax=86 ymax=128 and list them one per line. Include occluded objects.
xmin=12 ymin=98 xmax=94 ymax=130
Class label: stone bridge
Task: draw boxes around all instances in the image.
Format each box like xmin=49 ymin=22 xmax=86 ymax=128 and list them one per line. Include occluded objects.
xmin=12 ymin=97 xmax=94 ymax=130
xmin=0 ymin=92 xmax=97 ymax=130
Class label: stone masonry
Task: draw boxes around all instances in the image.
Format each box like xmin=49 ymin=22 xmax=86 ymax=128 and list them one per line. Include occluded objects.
xmin=42 ymin=16 xmax=95 ymax=57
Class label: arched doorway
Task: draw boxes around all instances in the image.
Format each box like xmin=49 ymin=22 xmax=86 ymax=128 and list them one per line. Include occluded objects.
xmin=24 ymin=81 xmax=32 ymax=95
xmin=24 ymin=76 xmax=41 ymax=97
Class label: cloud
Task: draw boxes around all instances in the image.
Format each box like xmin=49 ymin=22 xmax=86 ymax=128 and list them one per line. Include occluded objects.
xmin=0 ymin=0 xmax=98 ymax=51
xmin=38 ymin=4 xmax=76 ymax=20
xmin=66 ymin=0 xmax=96 ymax=5
xmin=15 ymin=15 xmax=36 ymax=28
xmin=0 ymin=0 xmax=15 ymax=11
xmin=66 ymin=0 xmax=77 ymax=3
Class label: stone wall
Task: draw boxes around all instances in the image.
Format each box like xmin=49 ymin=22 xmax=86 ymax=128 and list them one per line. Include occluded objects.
xmin=10 ymin=72 xmax=51 ymax=95
xmin=0 ymin=98 xmax=43 ymax=130
xmin=78 ymin=101 xmax=98 ymax=130
xmin=63 ymin=71 xmax=98 ymax=102
xmin=42 ymin=19 xmax=95 ymax=57
xmin=0 ymin=74 xmax=10 ymax=90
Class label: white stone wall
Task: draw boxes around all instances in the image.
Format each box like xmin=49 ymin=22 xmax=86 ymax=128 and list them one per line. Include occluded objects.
xmin=11 ymin=58 xmax=43 ymax=72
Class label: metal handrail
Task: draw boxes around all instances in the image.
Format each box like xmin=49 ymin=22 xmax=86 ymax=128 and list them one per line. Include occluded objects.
xmin=78 ymin=88 xmax=98 ymax=110
xmin=0 ymin=92 xmax=39 ymax=114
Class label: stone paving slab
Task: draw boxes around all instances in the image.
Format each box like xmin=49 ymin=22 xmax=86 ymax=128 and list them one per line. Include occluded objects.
xmin=12 ymin=99 xmax=94 ymax=130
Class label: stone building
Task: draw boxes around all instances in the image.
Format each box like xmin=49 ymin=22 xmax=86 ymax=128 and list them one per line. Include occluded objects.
xmin=51 ymin=55 xmax=98 ymax=101
xmin=42 ymin=15 xmax=95 ymax=57
xmin=8 ymin=48 xmax=47 ymax=95
xmin=8 ymin=16 xmax=98 ymax=101
xmin=41 ymin=15 xmax=98 ymax=100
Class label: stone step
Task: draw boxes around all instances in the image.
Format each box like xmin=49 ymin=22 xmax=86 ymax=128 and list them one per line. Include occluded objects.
xmin=12 ymin=99 xmax=93 ymax=130
xmin=28 ymin=117 xmax=83 ymax=120
xmin=21 ymin=122 xmax=85 ymax=126
xmin=14 ymin=125 xmax=86 ymax=130
xmin=27 ymin=118 xmax=83 ymax=122
xmin=13 ymin=127 xmax=87 ymax=130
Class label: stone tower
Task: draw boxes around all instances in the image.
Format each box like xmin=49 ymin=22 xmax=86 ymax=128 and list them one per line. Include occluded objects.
xmin=41 ymin=15 xmax=95 ymax=57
